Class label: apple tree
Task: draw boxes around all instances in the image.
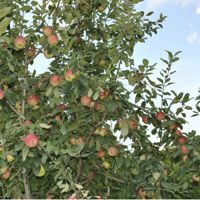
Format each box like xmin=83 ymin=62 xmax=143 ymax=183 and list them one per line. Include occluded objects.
xmin=0 ymin=0 xmax=199 ymax=199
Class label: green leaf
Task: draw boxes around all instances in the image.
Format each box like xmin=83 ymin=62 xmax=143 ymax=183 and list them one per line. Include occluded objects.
xmin=121 ymin=121 xmax=129 ymax=137
xmin=22 ymin=148 xmax=29 ymax=161
xmin=54 ymin=87 xmax=61 ymax=98
xmin=0 ymin=17 xmax=11 ymax=35
xmin=45 ymin=87 xmax=52 ymax=96
xmin=0 ymin=7 xmax=11 ymax=19
xmin=39 ymin=123 xmax=52 ymax=129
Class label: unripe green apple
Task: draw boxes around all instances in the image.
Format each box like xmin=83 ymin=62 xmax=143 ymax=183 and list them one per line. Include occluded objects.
xmin=102 ymin=161 xmax=110 ymax=169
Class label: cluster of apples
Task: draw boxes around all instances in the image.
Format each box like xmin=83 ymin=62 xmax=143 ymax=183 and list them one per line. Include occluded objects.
xmin=154 ymin=111 xmax=189 ymax=159
xmin=81 ymin=89 xmax=109 ymax=109
xmin=97 ymin=146 xmax=119 ymax=169
xmin=0 ymin=152 xmax=14 ymax=180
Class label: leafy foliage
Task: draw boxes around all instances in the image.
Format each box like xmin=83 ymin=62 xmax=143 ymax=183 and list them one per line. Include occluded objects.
xmin=0 ymin=0 xmax=199 ymax=199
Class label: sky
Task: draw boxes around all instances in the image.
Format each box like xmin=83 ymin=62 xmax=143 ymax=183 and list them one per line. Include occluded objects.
xmin=32 ymin=0 xmax=200 ymax=134
xmin=133 ymin=0 xmax=200 ymax=133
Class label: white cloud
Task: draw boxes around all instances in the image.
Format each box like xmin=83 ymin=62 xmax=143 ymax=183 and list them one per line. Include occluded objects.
xmin=196 ymin=6 xmax=200 ymax=14
xmin=186 ymin=31 xmax=200 ymax=44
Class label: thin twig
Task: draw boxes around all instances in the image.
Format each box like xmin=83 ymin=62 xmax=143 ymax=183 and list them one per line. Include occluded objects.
xmin=6 ymin=101 xmax=25 ymax=120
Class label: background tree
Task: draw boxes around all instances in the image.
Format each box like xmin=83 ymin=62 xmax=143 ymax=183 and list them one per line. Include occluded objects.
xmin=0 ymin=0 xmax=199 ymax=199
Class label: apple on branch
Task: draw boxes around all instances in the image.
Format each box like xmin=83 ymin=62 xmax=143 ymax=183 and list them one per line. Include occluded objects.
xmin=14 ymin=35 xmax=26 ymax=49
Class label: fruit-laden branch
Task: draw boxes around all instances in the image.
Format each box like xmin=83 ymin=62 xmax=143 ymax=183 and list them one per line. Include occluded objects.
xmin=6 ymin=101 xmax=25 ymax=120
xmin=132 ymin=103 xmax=152 ymax=115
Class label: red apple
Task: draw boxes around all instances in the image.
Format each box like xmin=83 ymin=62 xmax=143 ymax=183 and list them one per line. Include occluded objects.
xmin=57 ymin=103 xmax=67 ymax=110
xmin=1 ymin=170 xmax=10 ymax=180
xmin=54 ymin=115 xmax=62 ymax=121
xmin=180 ymin=145 xmax=188 ymax=154
xmin=108 ymin=146 xmax=118 ymax=157
xmin=0 ymin=89 xmax=5 ymax=100
xmin=81 ymin=95 xmax=91 ymax=107
xmin=27 ymin=95 xmax=39 ymax=106
xmin=169 ymin=123 xmax=177 ymax=130
xmin=20 ymin=133 xmax=39 ymax=148
xmin=175 ymin=130 xmax=182 ymax=136
xmin=95 ymin=102 xmax=102 ymax=111
xmin=64 ymin=69 xmax=76 ymax=81
xmin=178 ymin=136 xmax=186 ymax=145
xmin=14 ymin=35 xmax=26 ymax=49
xmin=23 ymin=120 xmax=33 ymax=126
xmin=50 ymin=75 xmax=61 ymax=86
xmin=99 ymin=90 xmax=109 ymax=100
xmin=97 ymin=149 xmax=106 ymax=158
xmin=128 ymin=120 xmax=137 ymax=129
xmin=47 ymin=34 xmax=58 ymax=46
xmin=42 ymin=26 xmax=53 ymax=36
xmin=155 ymin=111 xmax=165 ymax=121
xmin=142 ymin=116 xmax=148 ymax=124
xmin=44 ymin=50 xmax=53 ymax=59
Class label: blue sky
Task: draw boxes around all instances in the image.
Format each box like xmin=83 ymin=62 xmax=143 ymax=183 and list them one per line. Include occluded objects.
xmin=32 ymin=0 xmax=200 ymax=133
xmin=133 ymin=0 xmax=200 ymax=132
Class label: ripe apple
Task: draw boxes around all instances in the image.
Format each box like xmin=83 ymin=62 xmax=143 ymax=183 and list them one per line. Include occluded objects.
xmin=169 ymin=123 xmax=177 ymax=130
xmin=94 ymin=127 xmax=107 ymax=136
xmin=0 ymin=89 xmax=5 ymax=100
xmin=64 ymin=69 xmax=76 ymax=81
xmin=1 ymin=170 xmax=10 ymax=180
xmin=128 ymin=120 xmax=137 ymax=129
xmin=99 ymin=90 xmax=109 ymax=100
xmin=175 ymin=130 xmax=182 ymax=136
xmin=81 ymin=95 xmax=91 ymax=107
xmin=155 ymin=111 xmax=165 ymax=121
xmin=50 ymin=75 xmax=61 ymax=86
xmin=27 ymin=46 xmax=36 ymax=58
xmin=23 ymin=120 xmax=33 ymax=126
xmin=43 ymin=50 xmax=53 ymax=59
xmin=142 ymin=116 xmax=148 ymax=124
xmin=20 ymin=133 xmax=39 ymax=148
xmin=42 ymin=26 xmax=53 ymax=36
xmin=47 ymin=34 xmax=58 ymax=46
xmin=95 ymin=103 xmax=101 ymax=111
xmin=69 ymin=136 xmax=84 ymax=145
xmin=108 ymin=146 xmax=118 ymax=157
xmin=102 ymin=161 xmax=110 ymax=169
xmin=180 ymin=145 xmax=188 ymax=154
xmin=178 ymin=136 xmax=186 ymax=145
xmin=54 ymin=115 xmax=62 ymax=121
xmin=57 ymin=103 xmax=67 ymax=110
xmin=14 ymin=35 xmax=26 ymax=49
xmin=6 ymin=155 xmax=14 ymax=163
xmin=27 ymin=95 xmax=39 ymax=106
xmin=97 ymin=149 xmax=106 ymax=158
